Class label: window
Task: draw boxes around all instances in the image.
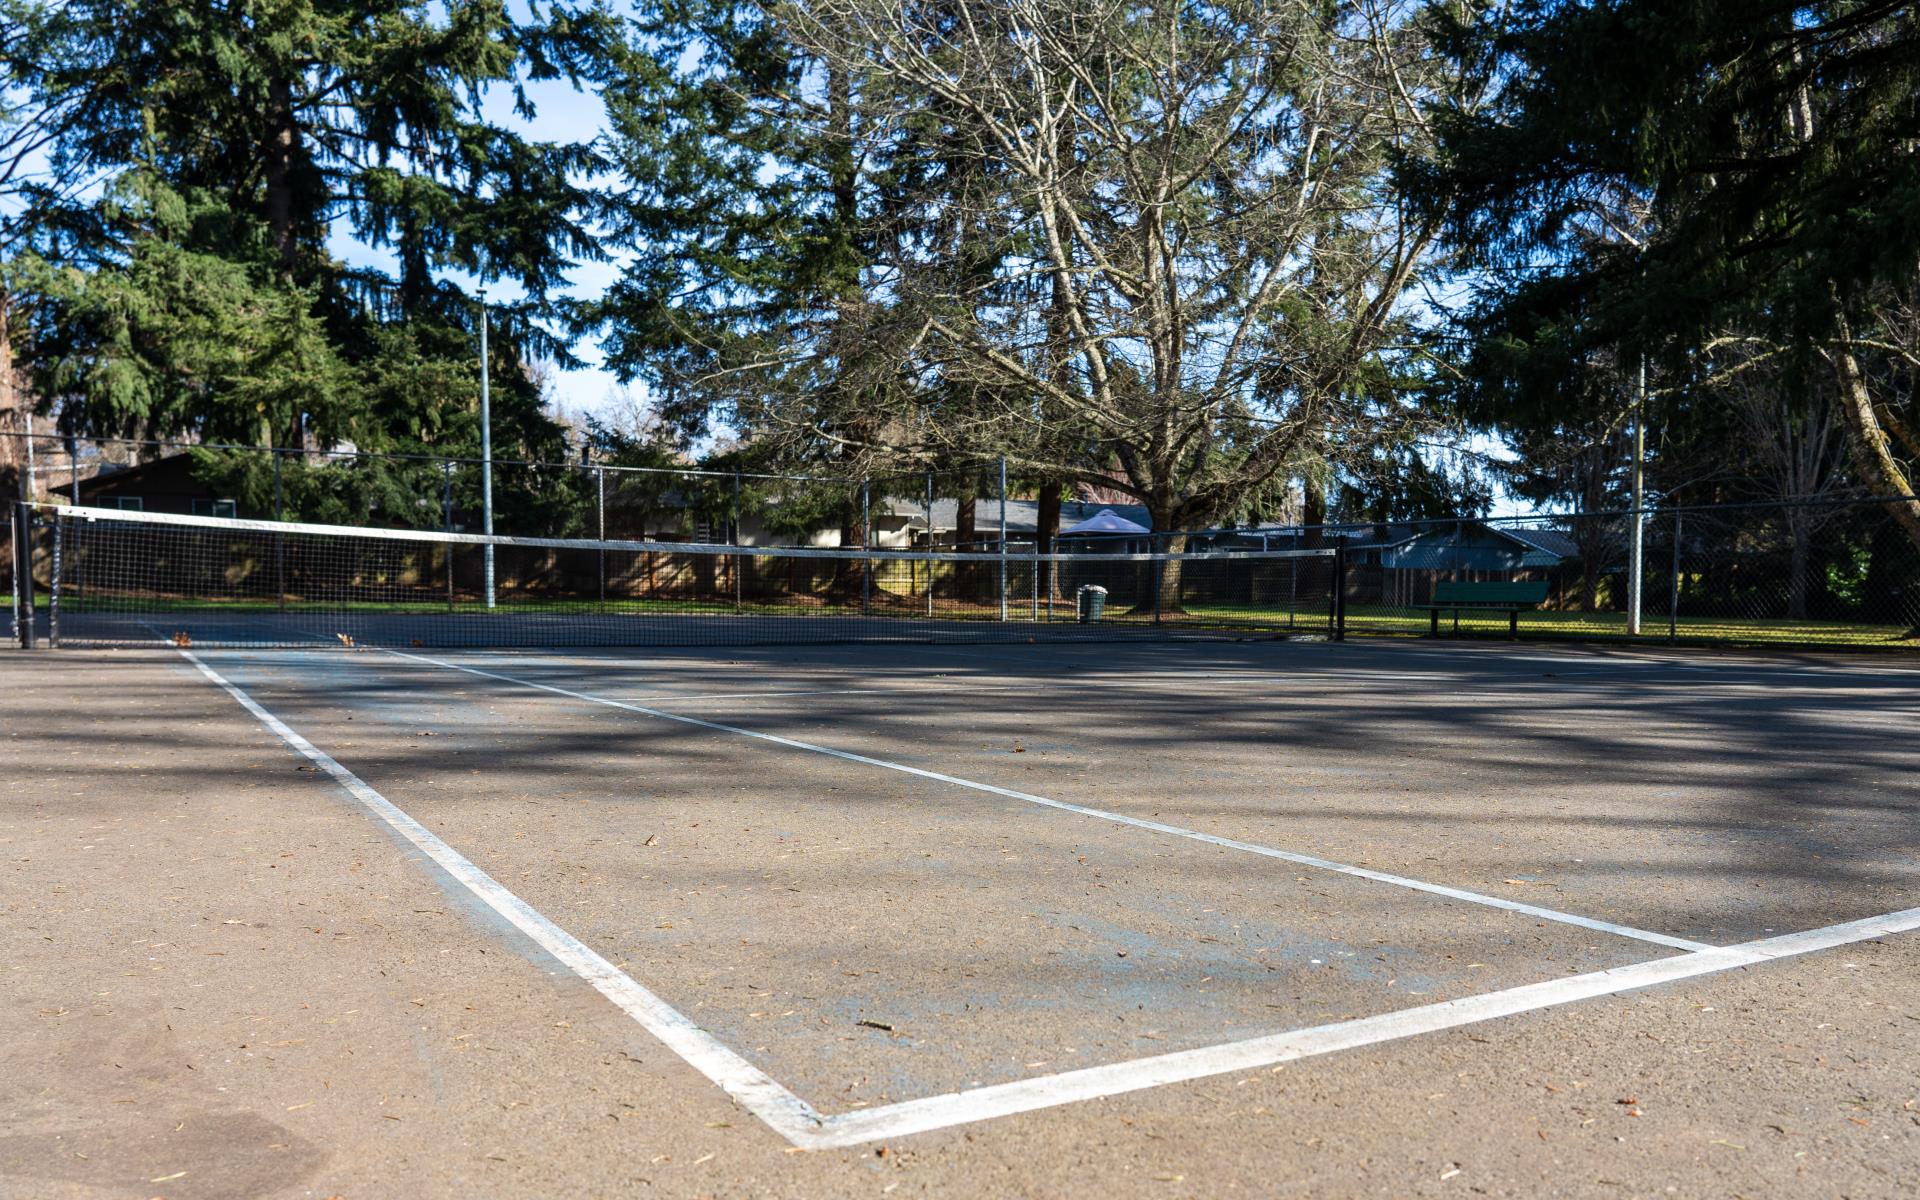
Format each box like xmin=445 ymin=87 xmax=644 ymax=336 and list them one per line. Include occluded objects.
xmin=192 ymin=498 xmax=238 ymax=519
xmin=98 ymin=496 xmax=144 ymax=511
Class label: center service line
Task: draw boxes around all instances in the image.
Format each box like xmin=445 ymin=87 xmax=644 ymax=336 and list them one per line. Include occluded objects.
xmin=381 ymin=648 xmax=1715 ymax=953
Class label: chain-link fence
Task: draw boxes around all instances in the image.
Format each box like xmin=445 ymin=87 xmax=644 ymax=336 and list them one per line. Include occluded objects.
xmin=1316 ymin=499 xmax=1920 ymax=648
xmin=7 ymin=429 xmax=1920 ymax=651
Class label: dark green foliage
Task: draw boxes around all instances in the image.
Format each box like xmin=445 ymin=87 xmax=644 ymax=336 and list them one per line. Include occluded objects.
xmin=5 ymin=0 xmax=620 ymax=494
xmin=1419 ymin=0 xmax=1920 ymax=351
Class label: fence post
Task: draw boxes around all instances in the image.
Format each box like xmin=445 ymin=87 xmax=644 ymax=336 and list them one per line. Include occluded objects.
xmin=596 ymin=465 xmax=607 ymax=605
xmin=861 ymin=480 xmax=872 ymax=616
xmin=925 ymin=471 xmax=934 ymax=617
xmin=68 ymin=435 xmax=79 ymax=505
xmin=1668 ymin=507 xmax=1682 ymax=643
xmin=48 ymin=515 xmax=60 ymax=648
xmin=733 ymin=472 xmax=743 ymax=611
xmin=443 ymin=459 xmax=455 ymax=612
xmin=1331 ymin=540 xmax=1347 ymax=641
xmin=997 ymin=457 xmax=1008 ymax=622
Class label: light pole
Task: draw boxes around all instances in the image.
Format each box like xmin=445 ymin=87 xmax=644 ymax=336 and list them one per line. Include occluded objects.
xmin=479 ymin=290 xmax=495 ymax=610
xmin=1627 ymin=355 xmax=1645 ymax=635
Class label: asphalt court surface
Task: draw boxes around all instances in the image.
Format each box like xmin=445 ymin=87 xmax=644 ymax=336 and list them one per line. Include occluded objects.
xmin=169 ymin=642 xmax=1917 ymax=1101
xmin=6 ymin=636 xmax=1918 ymax=1195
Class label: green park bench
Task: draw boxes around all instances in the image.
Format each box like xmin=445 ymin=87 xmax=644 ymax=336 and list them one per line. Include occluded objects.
xmin=1415 ymin=580 xmax=1551 ymax=638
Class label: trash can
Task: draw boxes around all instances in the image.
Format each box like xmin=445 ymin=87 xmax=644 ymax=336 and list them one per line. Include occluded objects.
xmin=1076 ymin=584 xmax=1108 ymax=623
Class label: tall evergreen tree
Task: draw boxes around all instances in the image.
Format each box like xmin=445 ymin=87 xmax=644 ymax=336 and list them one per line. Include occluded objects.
xmin=1413 ymin=0 xmax=1920 ymax=551
xmin=4 ymin=0 xmax=619 ymax=482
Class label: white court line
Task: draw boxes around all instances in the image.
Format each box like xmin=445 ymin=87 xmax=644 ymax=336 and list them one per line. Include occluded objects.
xmin=183 ymin=648 xmax=1920 ymax=1150
xmin=173 ymin=648 xmax=830 ymax=1146
xmin=379 ymin=648 xmax=1714 ymax=953
xmin=807 ymin=905 xmax=1920 ymax=1147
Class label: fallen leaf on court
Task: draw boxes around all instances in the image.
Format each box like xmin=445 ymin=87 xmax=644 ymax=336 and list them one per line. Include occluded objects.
xmin=150 ymin=1172 xmax=189 ymax=1183
xmin=857 ymin=1019 xmax=894 ymax=1032
xmin=642 ymin=835 xmax=658 ymax=847
xmin=172 ymin=632 xmax=191 ymax=647
xmin=704 ymin=1121 xmax=732 ymax=1128
xmin=1150 ymin=1173 xmax=1184 ymax=1183
xmin=1709 ymin=1139 xmax=1746 ymax=1150
xmin=335 ymin=633 xmax=354 ymax=646
xmin=1439 ymin=1166 xmax=1461 ymax=1180
xmin=1616 ymin=1097 xmax=1639 ymax=1105
xmin=692 ymin=1153 xmax=715 ymax=1165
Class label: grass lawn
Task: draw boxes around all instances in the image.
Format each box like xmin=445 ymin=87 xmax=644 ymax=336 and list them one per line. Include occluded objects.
xmin=1339 ymin=603 xmax=1920 ymax=648
xmin=34 ymin=588 xmax=1918 ymax=649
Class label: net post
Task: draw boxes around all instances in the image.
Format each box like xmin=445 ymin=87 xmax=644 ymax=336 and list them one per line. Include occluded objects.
xmin=861 ymin=480 xmax=871 ymax=616
xmin=732 ymin=472 xmax=743 ymax=612
xmin=11 ymin=501 xmax=32 ymax=649
xmin=1331 ymin=541 xmax=1346 ymax=641
xmin=596 ymin=465 xmax=607 ymax=605
xmin=48 ymin=514 xmax=60 ymax=649
xmin=997 ymin=457 xmax=1008 ymax=622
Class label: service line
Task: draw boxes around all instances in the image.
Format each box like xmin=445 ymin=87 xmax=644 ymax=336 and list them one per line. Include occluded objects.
xmin=808 ymin=905 xmax=1920 ymax=1147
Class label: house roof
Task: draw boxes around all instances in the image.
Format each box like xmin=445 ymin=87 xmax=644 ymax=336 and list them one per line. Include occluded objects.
xmin=1495 ymin=526 xmax=1580 ymax=560
xmin=886 ymin=498 xmax=1153 ymax=535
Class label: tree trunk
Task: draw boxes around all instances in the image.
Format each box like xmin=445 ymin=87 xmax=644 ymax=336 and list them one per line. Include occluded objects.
xmin=1830 ymin=323 xmax=1920 ymax=553
xmin=0 ymin=291 xmax=16 ymax=496
xmin=1578 ymin=551 xmax=1602 ymax=613
xmin=264 ymin=77 xmax=299 ymax=281
xmin=1301 ymin=478 xmax=1325 ymax=549
xmin=824 ymin=496 xmax=866 ymax=600
xmin=1149 ymin=529 xmax=1188 ymax=616
xmin=956 ymin=487 xmax=978 ymax=599
xmin=1788 ymin=516 xmax=1811 ymax=620
xmin=1037 ymin=480 xmax=1061 ymax=599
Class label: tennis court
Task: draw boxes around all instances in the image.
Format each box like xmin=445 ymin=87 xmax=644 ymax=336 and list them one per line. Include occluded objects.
xmin=5 ymin=625 xmax=1917 ymax=1198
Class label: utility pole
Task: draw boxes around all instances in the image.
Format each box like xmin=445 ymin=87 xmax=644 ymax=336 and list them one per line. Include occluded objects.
xmin=479 ymin=291 xmax=495 ymax=610
xmin=1627 ymin=355 xmax=1646 ymax=635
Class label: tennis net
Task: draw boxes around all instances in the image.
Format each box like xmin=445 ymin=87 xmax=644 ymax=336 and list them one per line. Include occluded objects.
xmin=25 ymin=504 xmax=1342 ymax=649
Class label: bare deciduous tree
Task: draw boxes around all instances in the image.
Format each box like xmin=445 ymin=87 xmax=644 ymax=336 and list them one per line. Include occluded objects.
xmin=769 ymin=0 xmax=1466 ymax=606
